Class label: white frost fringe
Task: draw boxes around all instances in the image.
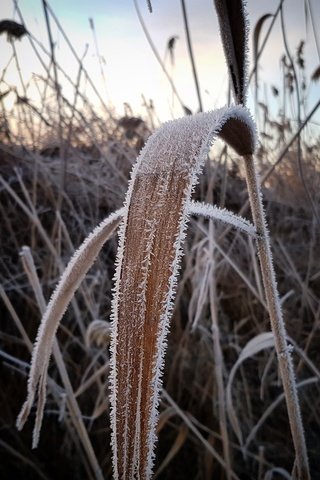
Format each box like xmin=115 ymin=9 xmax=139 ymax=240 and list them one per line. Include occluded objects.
xmin=188 ymin=200 xmax=257 ymax=237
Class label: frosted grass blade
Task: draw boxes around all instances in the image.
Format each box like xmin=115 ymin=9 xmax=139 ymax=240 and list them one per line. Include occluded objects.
xmin=110 ymin=106 xmax=256 ymax=479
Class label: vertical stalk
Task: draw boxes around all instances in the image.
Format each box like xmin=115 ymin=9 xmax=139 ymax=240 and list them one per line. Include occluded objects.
xmin=206 ymin=177 xmax=232 ymax=478
xmin=133 ymin=0 xmax=186 ymax=113
xmin=42 ymin=0 xmax=65 ymax=211
xmin=180 ymin=0 xmax=203 ymax=112
xmin=243 ymin=154 xmax=310 ymax=480
xmin=208 ymin=223 xmax=232 ymax=480
xmin=280 ymin=5 xmax=319 ymax=226
xmin=248 ymin=0 xmax=284 ymax=85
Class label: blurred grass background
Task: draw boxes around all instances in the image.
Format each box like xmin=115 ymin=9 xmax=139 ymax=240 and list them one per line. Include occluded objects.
xmin=0 ymin=0 xmax=320 ymax=478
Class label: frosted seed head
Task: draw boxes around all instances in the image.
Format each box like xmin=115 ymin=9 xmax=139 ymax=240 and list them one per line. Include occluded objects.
xmin=85 ymin=319 xmax=112 ymax=348
xmin=214 ymin=0 xmax=249 ymax=105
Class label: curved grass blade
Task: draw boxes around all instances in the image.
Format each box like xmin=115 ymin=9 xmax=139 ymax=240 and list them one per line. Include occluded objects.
xmin=110 ymin=106 xmax=256 ymax=479
xmin=253 ymin=14 xmax=273 ymax=98
xmin=16 ymin=208 xmax=124 ymax=439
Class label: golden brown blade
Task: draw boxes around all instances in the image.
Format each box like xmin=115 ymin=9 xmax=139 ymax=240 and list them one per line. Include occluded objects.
xmin=110 ymin=106 xmax=256 ymax=479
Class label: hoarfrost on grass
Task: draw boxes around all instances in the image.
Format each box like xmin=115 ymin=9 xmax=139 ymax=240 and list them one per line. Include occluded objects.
xmin=188 ymin=200 xmax=257 ymax=237
xmin=16 ymin=208 xmax=124 ymax=445
xmin=109 ymin=106 xmax=257 ymax=478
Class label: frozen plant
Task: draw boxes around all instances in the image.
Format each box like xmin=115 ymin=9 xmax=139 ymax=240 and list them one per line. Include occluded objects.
xmin=16 ymin=1 xmax=310 ymax=479
xmin=17 ymin=105 xmax=258 ymax=479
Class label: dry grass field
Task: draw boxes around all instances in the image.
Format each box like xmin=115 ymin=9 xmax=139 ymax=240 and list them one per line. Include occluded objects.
xmin=0 ymin=1 xmax=320 ymax=479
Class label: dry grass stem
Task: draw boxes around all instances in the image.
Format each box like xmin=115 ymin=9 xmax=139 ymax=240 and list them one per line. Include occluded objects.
xmin=213 ymin=0 xmax=310 ymax=476
xmin=208 ymin=221 xmax=232 ymax=480
xmin=243 ymin=154 xmax=310 ymax=480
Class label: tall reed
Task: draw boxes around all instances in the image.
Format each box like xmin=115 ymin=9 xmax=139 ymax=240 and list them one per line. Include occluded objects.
xmin=214 ymin=1 xmax=309 ymax=478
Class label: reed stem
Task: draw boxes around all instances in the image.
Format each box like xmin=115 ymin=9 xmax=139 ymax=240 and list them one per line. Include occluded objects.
xmin=180 ymin=0 xmax=203 ymax=112
xmin=243 ymin=154 xmax=310 ymax=480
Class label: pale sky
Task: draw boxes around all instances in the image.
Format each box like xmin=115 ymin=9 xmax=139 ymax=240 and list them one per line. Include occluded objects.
xmin=1 ymin=0 xmax=319 ymax=123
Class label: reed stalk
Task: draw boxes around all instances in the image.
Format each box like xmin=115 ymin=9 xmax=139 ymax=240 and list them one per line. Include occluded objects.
xmin=243 ymin=154 xmax=310 ymax=480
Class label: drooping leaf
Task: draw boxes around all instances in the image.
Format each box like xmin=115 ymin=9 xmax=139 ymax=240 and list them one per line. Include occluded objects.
xmin=253 ymin=14 xmax=273 ymax=65
xmin=110 ymin=106 xmax=256 ymax=479
xmin=252 ymin=13 xmax=273 ymax=104
xmin=188 ymin=200 xmax=256 ymax=237
xmin=226 ymin=332 xmax=275 ymax=445
xmin=16 ymin=208 xmax=124 ymax=443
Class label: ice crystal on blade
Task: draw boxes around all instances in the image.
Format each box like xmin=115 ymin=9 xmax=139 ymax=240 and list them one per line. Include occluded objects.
xmin=188 ymin=200 xmax=257 ymax=237
xmin=109 ymin=106 xmax=256 ymax=479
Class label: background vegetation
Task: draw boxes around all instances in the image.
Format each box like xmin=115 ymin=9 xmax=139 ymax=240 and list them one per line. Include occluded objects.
xmin=0 ymin=0 xmax=319 ymax=478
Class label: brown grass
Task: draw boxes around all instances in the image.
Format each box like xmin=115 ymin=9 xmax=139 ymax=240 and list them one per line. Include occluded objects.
xmin=1 ymin=130 xmax=319 ymax=478
xmin=1 ymin=1 xmax=320 ymax=479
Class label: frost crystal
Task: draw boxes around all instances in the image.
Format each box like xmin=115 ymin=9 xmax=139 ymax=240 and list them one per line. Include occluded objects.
xmin=188 ymin=200 xmax=256 ymax=237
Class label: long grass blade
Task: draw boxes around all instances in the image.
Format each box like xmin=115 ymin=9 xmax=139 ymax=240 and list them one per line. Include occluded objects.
xmin=16 ymin=208 xmax=123 ymax=436
xmin=110 ymin=106 xmax=256 ymax=479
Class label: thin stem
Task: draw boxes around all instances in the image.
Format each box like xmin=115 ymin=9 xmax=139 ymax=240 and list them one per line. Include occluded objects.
xmin=305 ymin=0 xmax=320 ymax=61
xmin=42 ymin=0 xmax=113 ymax=118
xmin=133 ymin=0 xmax=186 ymax=112
xmin=11 ymin=42 xmax=35 ymax=147
xmin=208 ymin=223 xmax=232 ymax=480
xmin=42 ymin=0 xmax=65 ymax=210
xmin=13 ymin=0 xmax=113 ymax=124
xmin=180 ymin=0 xmax=203 ymax=112
xmin=243 ymin=154 xmax=310 ymax=480
xmin=89 ymin=18 xmax=110 ymax=102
